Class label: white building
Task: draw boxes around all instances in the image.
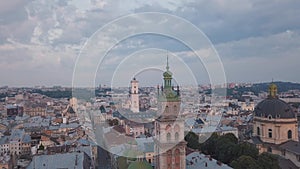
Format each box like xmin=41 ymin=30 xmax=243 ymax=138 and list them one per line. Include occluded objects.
xmin=130 ymin=78 xmax=139 ymax=113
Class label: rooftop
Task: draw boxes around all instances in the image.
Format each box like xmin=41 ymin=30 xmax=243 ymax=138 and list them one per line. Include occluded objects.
xmin=26 ymin=152 xmax=90 ymax=169
xmin=186 ymin=152 xmax=232 ymax=169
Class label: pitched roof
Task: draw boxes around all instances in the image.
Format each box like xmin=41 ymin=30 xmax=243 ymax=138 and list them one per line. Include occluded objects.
xmin=279 ymin=140 xmax=300 ymax=155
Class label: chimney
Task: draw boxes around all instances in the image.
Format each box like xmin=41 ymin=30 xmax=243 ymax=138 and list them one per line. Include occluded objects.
xmin=75 ymin=154 xmax=78 ymax=166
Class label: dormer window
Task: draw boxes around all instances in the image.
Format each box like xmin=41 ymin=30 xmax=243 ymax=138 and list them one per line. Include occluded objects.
xmin=268 ymin=115 xmax=272 ymax=119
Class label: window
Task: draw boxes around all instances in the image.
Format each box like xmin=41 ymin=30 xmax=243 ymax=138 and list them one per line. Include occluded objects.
xmin=267 ymin=147 xmax=272 ymax=153
xmin=174 ymin=124 xmax=180 ymax=132
xmin=282 ymin=150 xmax=286 ymax=156
xmin=257 ymin=127 xmax=260 ymax=136
xmin=288 ymin=130 xmax=292 ymax=139
xmin=167 ymin=150 xmax=172 ymax=166
xmin=175 ymin=132 xmax=179 ymax=141
xmin=268 ymin=129 xmax=272 ymax=138
xmin=175 ymin=149 xmax=180 ymax=166
xmin=167 ymin=133 xmax=171 ymax=141
xmin=165 ymin=106 xmax=169 ymax=113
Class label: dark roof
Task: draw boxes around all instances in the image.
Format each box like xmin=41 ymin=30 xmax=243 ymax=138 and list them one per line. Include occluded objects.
xmin=278 ymin=157 xmax=299 ymax=169
xmin=279 ymin=140 xmax=300 ymax=155
xmin=251 ymin=136 xmax=263 ymax=145
xmin=254 ymin=98 xmax=295 ymax=119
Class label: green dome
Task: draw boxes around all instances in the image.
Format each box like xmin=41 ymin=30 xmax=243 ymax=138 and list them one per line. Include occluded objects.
xmin=163 ymin=70 xmax=172 ymax=77
xmin=127 ymin=161 xmax=153 ymax=169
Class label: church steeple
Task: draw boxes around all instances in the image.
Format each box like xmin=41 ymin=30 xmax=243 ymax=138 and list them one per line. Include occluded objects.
xmin=159 ymin=55 xmax=180 ymax=102
xmin=163 ymin=54 xmax=173 ymax=89
xmin=166 ymin=52 xmax=169 ymax=71
xmin=154 ymin=53 xmax=186 ymax=169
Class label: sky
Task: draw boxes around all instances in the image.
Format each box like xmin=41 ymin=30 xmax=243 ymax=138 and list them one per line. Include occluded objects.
xmin=1 ymin=0 xmax=300 ymax=87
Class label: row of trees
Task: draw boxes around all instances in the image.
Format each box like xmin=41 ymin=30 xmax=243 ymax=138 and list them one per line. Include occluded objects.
xmin=184 ymin=132 xmax=280 ymax=169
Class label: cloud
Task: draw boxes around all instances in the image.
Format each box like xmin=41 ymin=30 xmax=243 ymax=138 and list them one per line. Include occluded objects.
xmin=0 ymin=0 xmax=300 ymax=86
xmin=218 ymin=30 xmax=300 ymax=83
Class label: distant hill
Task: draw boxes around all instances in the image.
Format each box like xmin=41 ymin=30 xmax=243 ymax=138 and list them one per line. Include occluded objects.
xmin=227 ymin=81 xmax=300 ymax=99
xmin=247 ymin=81 xmax=300 ymax=95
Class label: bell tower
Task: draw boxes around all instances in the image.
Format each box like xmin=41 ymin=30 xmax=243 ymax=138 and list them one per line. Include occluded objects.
xmin=154 ymin=56 xmax=186 ymax=169
xmin=130 ymin=77 xmax=139 ymax=113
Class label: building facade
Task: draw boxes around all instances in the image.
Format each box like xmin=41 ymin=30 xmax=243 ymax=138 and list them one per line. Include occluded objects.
xmin=252 ymin=83 xmax=300 ymax=167
xmin=130 ymin=78 xmax=140 ymax=113
xmin=253 ymin=83 xmax=298 ymax=145
xmin=154 ymin=59 xmax=186 ymax=169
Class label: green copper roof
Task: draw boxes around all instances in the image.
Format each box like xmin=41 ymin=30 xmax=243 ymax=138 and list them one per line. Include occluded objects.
xmin=159 ymin=55 xmax=180 ymax=102
xmin=127 ymin=161 xmax=153 ymax=169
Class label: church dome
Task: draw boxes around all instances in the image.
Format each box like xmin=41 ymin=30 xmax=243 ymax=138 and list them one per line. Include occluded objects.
xmin=127 ymin=161 xmax=153 ymax=169
xmin=254 ymin=98 xmax=295 ymax=119
xmin=254 ymin=83 xmax=295 ymax=119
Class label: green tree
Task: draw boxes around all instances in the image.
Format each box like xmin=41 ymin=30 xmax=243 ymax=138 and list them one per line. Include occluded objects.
xmin=200 ymin=133 xmax=219 ymax=156
xmin=184 ymin=132 xmax=201 ymax=150
xmin=215 ymin=140 xmax=237 ymax=164
xmin=257 ymin=153 xmax=280 ymax=169
xmin=231 ymin=155 xmax=260 ymax=169
xmin=234 ymin=142 xmax=258 ymax=160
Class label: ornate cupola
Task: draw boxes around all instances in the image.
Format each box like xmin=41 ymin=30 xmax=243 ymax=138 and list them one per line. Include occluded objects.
xmin=158 ymin=56 xmax=180 ymax=102
xmin=268 ymin=83 xmax=278 ymax=98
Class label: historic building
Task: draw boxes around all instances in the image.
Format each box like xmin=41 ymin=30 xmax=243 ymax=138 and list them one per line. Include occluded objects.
xmin=253 ymin=83 xmax=298 ymax=145
xmin=252 ymin=83 xmax=300 ymax=168
xmin=154 ymin=58 xmax=186 ymax=169
xmin=130 ymin=78 xmax=140 ymax=113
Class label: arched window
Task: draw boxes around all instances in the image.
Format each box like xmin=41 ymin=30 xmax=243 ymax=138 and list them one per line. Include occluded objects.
xmin=257 ymin=127 xmax=260 ymax=136
xmin=268 ymin=129 xmax=272 ymax=138
xmin=268 ymin=115 xmax=272 ymax=119
xmin=167 ymin=133 xmax=171 ymax=141
xmin=288 ymin=130 xmax=292 ymax=139
xmin=175 ymin=132 xmax=179 ymax=141
xmin=175 ymin=149 xmax=180 ymax=168
xmin=167 ymin=150 xmax=172 ymax=167
xmin=165 ymin=105 xmax=169 ymax=114
xmin=174 ymin=124 xmax=180 ymax=132
xmin=165 ymin=124 xmax=171 ymax=131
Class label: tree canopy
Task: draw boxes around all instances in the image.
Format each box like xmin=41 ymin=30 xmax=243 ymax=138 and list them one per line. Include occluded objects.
xmin=184 ymin=132 xmax=280 ymax=168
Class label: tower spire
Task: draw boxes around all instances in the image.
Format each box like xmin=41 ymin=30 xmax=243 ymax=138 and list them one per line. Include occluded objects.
xmin=166 ymin=51 xmax=169 ymax=71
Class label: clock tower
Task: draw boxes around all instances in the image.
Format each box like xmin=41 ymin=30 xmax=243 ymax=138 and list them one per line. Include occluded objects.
xmin=130 ymin=77 xmax=139 ymax=113
xmin=154 ymin=57 xmax=186 ymax=169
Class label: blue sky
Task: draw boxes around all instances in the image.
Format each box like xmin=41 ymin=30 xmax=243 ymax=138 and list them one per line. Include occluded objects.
xmin=0 ymin=0 xmax=300 ymax=87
